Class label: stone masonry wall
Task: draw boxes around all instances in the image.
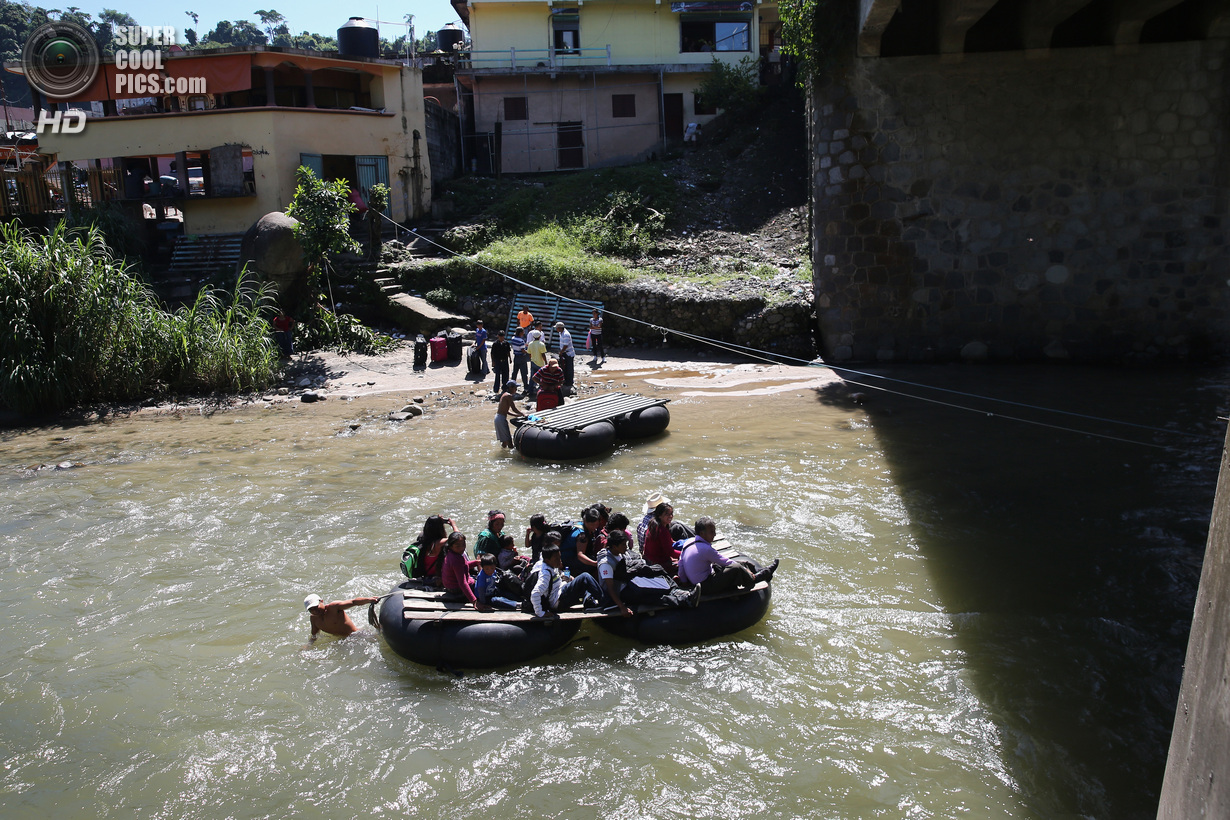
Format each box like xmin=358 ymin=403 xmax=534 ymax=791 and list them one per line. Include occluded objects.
xmin=810 ymin=41 xmax=1230 ymax=363
xmin=447 ymin=280 xmax=816 ymax=360
xmin=425 ymin=100 xmax=463 ymax=192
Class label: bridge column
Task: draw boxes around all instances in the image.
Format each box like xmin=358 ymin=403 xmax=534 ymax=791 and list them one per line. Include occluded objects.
xmin=1109 ymin=0 xmax=1187 ymax=44
xmin=858 ymin=0 xmax=902 ymax=57
xmin=938 ymin=0 xmax=999 ymax=53
xmin=1020 ymin=0 xmax=1100 ymax=49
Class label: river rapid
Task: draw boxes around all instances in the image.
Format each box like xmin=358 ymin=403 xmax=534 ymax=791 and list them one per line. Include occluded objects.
xmin=0 ymin=360 xmax=1224 ymax=819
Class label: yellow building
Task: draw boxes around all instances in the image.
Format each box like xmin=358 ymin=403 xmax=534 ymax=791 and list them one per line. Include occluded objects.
xmin=31 ymin=46 xmax=431 ymax=235
xmin=451 ymin=0 xmax=782 ymax=173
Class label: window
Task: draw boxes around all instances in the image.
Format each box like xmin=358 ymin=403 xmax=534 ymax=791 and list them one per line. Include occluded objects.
xmin=504 ymin=96 xmax=528 ymax=121
xmin=612 ymin=94 xmax=636 ymax=118
xmin=694 ymin=93 xmax=716 ymax=116
xmin=680 ymin=16 xmax=750 ymax=52
xmin=552 ymin=9 xmax=579 ymax=55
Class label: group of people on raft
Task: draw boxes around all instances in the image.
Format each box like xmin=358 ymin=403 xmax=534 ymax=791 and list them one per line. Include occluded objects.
xmin=398 ymin=491 xmax=780 ymax=620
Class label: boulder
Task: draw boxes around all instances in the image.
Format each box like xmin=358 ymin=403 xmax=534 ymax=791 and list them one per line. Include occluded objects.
xmin=238 ymin=212 xmax=309 ymax=308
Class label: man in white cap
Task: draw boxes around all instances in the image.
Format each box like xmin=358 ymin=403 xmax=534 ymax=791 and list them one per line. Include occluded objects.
xmin=304 ymin=593 xmax=380 ymax=642
xmin=555 ymin=321 xmax=575 ymax=388
xmin=637 ymin=491 xmax=670 ymax=551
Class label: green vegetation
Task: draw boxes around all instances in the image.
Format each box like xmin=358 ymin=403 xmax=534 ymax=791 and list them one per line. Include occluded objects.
xmin=60 ymin=202 xmax=145 ymax=264
xmin=441 ymin=163 xmax=676 ymax=254
xmin=777 ymin=0 xmax=856 ymax=86
xmin=0 ymin=223 xmax=278 ymax=417
xmin=286 ymin=166 xmax=395 ymax=355
xmin=695 ymin=56 xmax=761 ymax=115
xmin=404 ymin=225 xmax=631 ymax=298
xmin=406 ymin=164 xmax=675 ymax=296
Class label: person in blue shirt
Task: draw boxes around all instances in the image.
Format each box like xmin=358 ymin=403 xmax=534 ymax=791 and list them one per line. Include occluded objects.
xmin=509 ymin=327 xmax=529 ymax=393
xmin=474 ymin=320 xmax=489 ymax=376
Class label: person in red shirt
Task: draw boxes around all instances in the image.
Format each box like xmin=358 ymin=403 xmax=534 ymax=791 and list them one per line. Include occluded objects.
xmin=533 ymin=357 xmax=565 ymax=410
xmin=642 ymin=502 xmax=681 ymax=575
xmin=441 ymin=532 xmax=490 ymax=611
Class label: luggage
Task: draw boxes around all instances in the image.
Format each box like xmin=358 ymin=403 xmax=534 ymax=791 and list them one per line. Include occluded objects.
xmin=466 ymin=346 xmax=483 ymax=376
xmin=413 ymin=334 xmax=428 ymax=369
xmin=445 ymin=331 xmax=463 ymax=361
xmin=429 ymin=336 xmax=448 ymax=363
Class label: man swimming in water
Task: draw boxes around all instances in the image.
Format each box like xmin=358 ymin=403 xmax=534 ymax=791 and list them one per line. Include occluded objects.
xmin=304 ymin=593 xmax=380 ymax=641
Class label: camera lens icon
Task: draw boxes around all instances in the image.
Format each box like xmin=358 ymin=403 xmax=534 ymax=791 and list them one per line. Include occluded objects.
xmin=23 ymin=22 xmax=100 ymax=100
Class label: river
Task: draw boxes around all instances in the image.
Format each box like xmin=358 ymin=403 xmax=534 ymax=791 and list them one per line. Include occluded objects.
xmin=0 ymin=360 xmax=1223 ymax=819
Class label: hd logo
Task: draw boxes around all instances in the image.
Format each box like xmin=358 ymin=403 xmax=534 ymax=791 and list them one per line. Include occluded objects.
xmin=36 ymin=110 xmax=87 ymax=134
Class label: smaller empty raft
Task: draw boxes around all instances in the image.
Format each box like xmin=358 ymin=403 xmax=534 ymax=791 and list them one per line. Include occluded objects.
xmin=513 ymin=393 xmax=670 ymax=460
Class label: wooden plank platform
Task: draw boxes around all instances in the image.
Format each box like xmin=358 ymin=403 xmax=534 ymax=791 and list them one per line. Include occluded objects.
xmin=515 ymin=392 xmax=670 ymax=432
xmin=397 ymin=579 xmax=768 ymax=622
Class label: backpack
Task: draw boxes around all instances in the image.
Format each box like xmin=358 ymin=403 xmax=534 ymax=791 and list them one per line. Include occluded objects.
xmin=400 ymin=541 xmax=424 ymax=578
xmin=560 ymin=525 xmax=584 ymax=562
xmin=495 ymin=568 xmax=527 ymax=601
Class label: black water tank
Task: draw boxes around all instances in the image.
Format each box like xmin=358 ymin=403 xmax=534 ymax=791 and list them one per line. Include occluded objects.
xmin=437 ymin=23 xmax=465 ymax=53
xmin=338 ymin=17 xmax=379 ymax=58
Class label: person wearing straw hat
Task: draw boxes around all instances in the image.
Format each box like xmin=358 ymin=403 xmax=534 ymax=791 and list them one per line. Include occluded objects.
xmin=304 ymin=593 xmax=380 ymax=642
xmin=637 ymin=491 xmax=670 ymax=551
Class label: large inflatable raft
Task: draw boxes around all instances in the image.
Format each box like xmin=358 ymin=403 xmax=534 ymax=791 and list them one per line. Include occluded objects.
xmin=374 ymin=581 xmax=583 ymax=669
xmin=376 ymin=544 xmax=775 ymax=669
xmin=597 ymin=549 xmax=772 ymax=644
xmin=513 ymin=393 xmax=670 ymax=460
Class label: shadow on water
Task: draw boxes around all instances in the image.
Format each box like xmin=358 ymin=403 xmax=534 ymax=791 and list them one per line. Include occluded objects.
xmin=816 ymin=363 xmax=1230 ymax=818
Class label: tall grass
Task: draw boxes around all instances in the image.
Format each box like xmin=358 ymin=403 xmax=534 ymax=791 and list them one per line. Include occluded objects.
xmin=0 ymin=222 xmax=278 ymax=417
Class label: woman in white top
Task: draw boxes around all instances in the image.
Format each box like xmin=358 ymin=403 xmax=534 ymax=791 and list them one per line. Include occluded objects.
xmin=588 ymin=309 xmax=605 ymax=363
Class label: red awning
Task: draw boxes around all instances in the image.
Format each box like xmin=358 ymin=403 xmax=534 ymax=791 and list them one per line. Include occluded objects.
xmin=166 ymin=54 xmax=252 ymax=94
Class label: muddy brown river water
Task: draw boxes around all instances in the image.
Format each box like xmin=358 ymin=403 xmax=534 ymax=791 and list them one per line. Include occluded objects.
xmin=0 ymin=358 xmax=1224 ymax=819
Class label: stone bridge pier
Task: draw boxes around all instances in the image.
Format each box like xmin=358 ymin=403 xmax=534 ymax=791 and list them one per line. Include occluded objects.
xmin=812 ymin=0 xmax=1230 ymax=363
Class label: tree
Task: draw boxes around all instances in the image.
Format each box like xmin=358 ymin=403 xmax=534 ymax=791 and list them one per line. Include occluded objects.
xmin=204 ymin=19 xmax=267 ymax=47
xmin=365 ymin=182 xmax=389 ymax=261
xmin=253 ymin=9 xmax=285 ymax=41
xmin=285 ymin=166 xmax=358 ymax=283
xmin=95 ymin=8 xmax=138 ymax=53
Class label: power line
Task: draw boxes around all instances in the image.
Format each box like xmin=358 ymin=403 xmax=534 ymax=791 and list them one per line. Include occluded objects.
xmin=392 ymin=222 xmax=1221 ymax=450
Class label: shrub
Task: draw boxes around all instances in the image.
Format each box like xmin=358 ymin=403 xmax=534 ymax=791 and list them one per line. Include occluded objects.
xmin=425 ymin=287 xmax=456 ymax=308
xmin=296 ymin=305 xmax=397 ymax=356
xmin=0 ymin=223 xmax=279 ymax=416
xmin=695 ymin=56 xmax=760 ymax=115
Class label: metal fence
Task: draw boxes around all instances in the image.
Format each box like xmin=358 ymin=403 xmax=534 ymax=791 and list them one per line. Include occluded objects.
xmin=0 ymin=165 xmax=123 ymax=216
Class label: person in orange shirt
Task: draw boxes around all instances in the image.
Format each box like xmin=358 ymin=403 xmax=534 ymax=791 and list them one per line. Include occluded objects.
xmin=517 ymin=307 xmax=534 ymax=329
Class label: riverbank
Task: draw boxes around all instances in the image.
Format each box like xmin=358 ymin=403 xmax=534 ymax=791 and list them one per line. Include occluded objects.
xmin=8 ymin=344 xmax=844 ymax=436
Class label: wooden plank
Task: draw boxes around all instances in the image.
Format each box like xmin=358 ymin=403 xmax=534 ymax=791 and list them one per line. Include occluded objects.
xmin=396 ymin=580 xmax=768 ymax=622
xmin=402 ymin=608 xmax=606 ymax=622
xmin=523 ymin=393 xmax=670 ymax=432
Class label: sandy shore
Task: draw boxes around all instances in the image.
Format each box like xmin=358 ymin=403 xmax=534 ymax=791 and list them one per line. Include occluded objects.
xmin=11 ymin=345 xmax=844 ymax=430
xmin=282 ymin=345 xmax=843 ymax=403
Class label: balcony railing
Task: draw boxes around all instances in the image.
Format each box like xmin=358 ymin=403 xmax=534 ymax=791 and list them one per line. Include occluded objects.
xmin=460 ymin=45 xmax=613 ymax=70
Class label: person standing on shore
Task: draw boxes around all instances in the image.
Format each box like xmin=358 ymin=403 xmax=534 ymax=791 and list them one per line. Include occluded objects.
xmin=510 ymin=327 xmax=530 ymax=392
xmin=527 ymin=327 xmax=548 ymax=398
xmin=491 ymin=329 xmax=511 ymax=390
xmin=555 ymin=321 xmax=575 ymax=388
xmin=474 ymin=320 xmax=489 ymax=377
xmin=588 ymin=309 xmax=605 ymax=364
